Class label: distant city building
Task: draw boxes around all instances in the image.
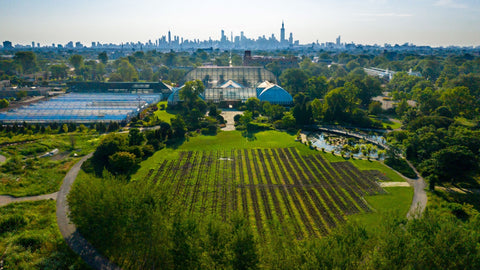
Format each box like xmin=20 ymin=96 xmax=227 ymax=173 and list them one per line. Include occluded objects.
xmin=2 ymin=41 xmax=13 ymax=49
xmin=280 ymin=21 xmax=286 ymax=43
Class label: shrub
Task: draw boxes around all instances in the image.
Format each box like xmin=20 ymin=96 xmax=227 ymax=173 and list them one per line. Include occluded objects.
xmin=0 ymin=214 xmax=27 ymax=233
xmin=108 ymin=151 xmax=137 ymax=175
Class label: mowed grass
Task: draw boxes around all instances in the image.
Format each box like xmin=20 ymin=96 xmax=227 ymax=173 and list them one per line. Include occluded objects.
xmin=154 ymin=101 xmax=179 ymax=124
xmin=133 ymin=130 xmax=414 ymax=230
xmin=0 ymin=200 xmax=89 ymax=269
xmin=349 ymin=187 xmax=413 ymax=229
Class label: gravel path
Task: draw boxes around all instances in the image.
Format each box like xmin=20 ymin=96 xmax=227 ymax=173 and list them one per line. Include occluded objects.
xmin=0 ymin=192 xmax=58 ymax=207
xmin=56 ymin=153 xmax=121 ymax=270
xmin=380 ymin=182 xmax=411 ymax=187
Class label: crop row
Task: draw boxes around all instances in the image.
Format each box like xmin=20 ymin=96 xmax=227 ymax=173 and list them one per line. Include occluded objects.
xmin=142 ymin=148 xmax=386 ymax=239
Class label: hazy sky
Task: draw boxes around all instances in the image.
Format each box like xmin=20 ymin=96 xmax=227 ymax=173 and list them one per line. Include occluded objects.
xmin=1 ymin=0 xmax=479 ymax=46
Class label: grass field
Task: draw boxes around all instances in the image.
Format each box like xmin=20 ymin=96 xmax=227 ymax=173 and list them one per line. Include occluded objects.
xmin=133 ymin=130 xmax=413 ymax=238
xmin=0 ymin=133 xmax=99 ymax=197
xmin=154 ymin=101 xmax=179 ymax=124
xmin=0 ymin=200 xmax=88 ymax=269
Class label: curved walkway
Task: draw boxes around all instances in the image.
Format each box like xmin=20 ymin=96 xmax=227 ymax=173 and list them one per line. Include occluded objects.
xmin=56 ymin=153 xmax=121 ymax=270
xmin=0 ymin=192 xmax=57 ymax=207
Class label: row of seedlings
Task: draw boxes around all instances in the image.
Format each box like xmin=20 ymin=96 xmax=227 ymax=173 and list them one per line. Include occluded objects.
xmin=278 ymin=148 xmax=330 ymax=235
xmin=286 ymin=148 xmax=345 ymax=227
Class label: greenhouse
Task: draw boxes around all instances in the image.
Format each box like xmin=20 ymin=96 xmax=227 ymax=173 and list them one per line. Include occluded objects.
xmin=0 ymin=93 xmax=161 ymax=123
xmin=257 ymin=84 xmax=293 ymax=105
xmin=183 ymin=66 xmax=277 ymax=88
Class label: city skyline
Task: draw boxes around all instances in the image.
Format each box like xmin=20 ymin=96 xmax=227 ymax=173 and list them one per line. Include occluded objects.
xmin=1 ymin=0 xmax=480 ymax=47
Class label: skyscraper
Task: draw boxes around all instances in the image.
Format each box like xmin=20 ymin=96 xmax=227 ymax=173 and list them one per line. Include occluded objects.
xmin=168 ymin=31 xmax=171 ymax=44
xmin=280 ymin=21 xmax=285 ymax=43
xmin=336 ymin=35 xmax=341 ymax=46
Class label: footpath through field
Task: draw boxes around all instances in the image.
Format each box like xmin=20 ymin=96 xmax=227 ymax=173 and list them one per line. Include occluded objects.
xmin=0 ymin=192 xmax=57 ymax=206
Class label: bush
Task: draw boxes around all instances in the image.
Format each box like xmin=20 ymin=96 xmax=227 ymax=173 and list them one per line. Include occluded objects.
xmin=385 ymin=157 xmax=417 ymax=178
xmin=108 ymin=151 xmax=138 ymax=175
xmin=0 ymin=214 xmax=27 ymax=233
xmin=15 ymin=233 xmax=44 ymax=251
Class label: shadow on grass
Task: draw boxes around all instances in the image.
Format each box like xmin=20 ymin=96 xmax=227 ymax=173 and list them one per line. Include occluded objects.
xmin=241 ymin=130 xmax=257 ymax=141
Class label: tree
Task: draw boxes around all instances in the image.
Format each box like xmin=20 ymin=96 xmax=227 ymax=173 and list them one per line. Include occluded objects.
xmin=171 ymin=115 xmax=187 ymax=139
xmin=108 ymin=151 xmax=137 ymax=175
xmin=292 ymin=93 xmax=313 ymax=126
xmin=440 ymin=86 xmax=475 ymax=118
xmin=14 ymin=51 xmax=37 ymax=74
xmin=92 ymin=133 xmax=127 ymax=172
xmin=179 ymin=80 xmax=205 ymax=110
xmin=0 ymin=98 xmax=9 ymax=109
xmin=368 ymin=101 xmax=383 ymax=115
xmin=279 ymin=68 xmax=308 ymax=95
xmin=128 ymin=128 xmax=145 ymax=146
xmin=230 ymin=214 xmax=259 ymax=270
xmin=117 ymin=59 xmax=138 ymax=81
xmin=98 ymin=51 xmax=108 ymax=65
xmin=69 ymin=54 xmax=84 ymax=71
xmin=428 ymin=145 xmax=478 ymax=183
xmin=245 ymin=97 xmax=260 ymax=114
xmin=49 ymin=64 xmax=69 ymax=79
xmin=306 ymin=76 xmax=328 ymax=99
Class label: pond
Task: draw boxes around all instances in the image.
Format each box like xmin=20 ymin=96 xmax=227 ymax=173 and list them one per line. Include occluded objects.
xmin=308 ymin=132 xmax=387 ymax=160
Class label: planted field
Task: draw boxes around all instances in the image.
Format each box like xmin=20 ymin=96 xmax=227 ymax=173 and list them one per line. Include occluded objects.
xmin=144 ymin=147 xmax=387 ymax=239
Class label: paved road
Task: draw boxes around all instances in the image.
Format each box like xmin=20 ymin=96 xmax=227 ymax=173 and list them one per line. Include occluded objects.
xmin=56 ymin=153 xmax=121 ymax=270
xmin=404 ymin=161 xmax=427 ymax=219
xmin=0 ymin=192 xmax=57 ymax=207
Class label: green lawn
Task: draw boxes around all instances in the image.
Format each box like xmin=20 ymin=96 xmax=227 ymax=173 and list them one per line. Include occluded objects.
xmin=349 ymin=187 xmax=413 ymax=229
xmin=132 ymin=130 xmax=414 ymax=230
xmin=0 ymin=200 xmax=89 ymax=269
xmin=154 ymin=101 xmax=179 ymax=123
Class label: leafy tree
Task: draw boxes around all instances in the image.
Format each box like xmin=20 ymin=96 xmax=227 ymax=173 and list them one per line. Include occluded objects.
xmin=117 ymin=59 xmax=138 ymax=81
xmin=422 ymin=145 xmax=478 ymax=186
xmin=49 ymin=64 xmax=69 ymax=79
xmin=14 ymin=51 xmax=37 ymax=74
xmin=98 ymin=51 xmax=108 ymax=65
xmin=230 ymin=214 xmax=258 ymax=270
xmin=69 ymin=54 xmax=84 ymax=71
xmin=128 ymin=128 xmax=146 ymax=146
xmin=0 ymin=98 xmax=9 ymax=109
xmin=440 ymin=86 xmax=475 ymax=118
xmin=306 ymin=76 xmax=328 ymax=99
xmin=245 ymin=97 xmax=260 ymax=114
xmin=292 ymin=93 xmax=313 ymax=126
xmin=279 ymin=68 xmax=308 ymax=95
xmin=179 ymin=80 xmax=205 ymax=110
xmin=368 ymin=101 xmax=383 ymax=115
xmin=171 ymin=115 xmax=187 ymax=139
xmin=108 ymin=151 xmax=137 ymax=175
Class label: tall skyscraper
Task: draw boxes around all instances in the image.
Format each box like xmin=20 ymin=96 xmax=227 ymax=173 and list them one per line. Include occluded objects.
xmin=280 ymin=21 xmax=285 ymax=43
xmin=289 ymin=33 xmax=293 ymax=44
xmin=168 ymin=31 xmax=171 ymax=44
xmin=336 ymin=35 xmax=341 ymax=46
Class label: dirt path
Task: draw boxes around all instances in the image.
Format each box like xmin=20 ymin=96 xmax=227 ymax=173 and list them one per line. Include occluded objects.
xmin=0 ymin=154 xmax=5 ymax=163
xmin=0 ymin=192 xmax=58 ymax=207
xmin=380 ymin=182 xmax=411 ymax=187
xmin=56 ymin=153 xmax=121 ymax=270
